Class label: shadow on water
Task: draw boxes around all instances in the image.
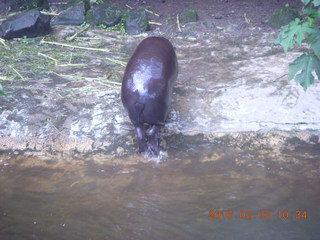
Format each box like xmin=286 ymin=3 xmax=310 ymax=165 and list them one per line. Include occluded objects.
xmin=0 ymin=140 xmax=319 ymax=240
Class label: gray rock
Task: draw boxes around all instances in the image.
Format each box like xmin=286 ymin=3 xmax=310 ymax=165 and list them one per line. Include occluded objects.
xmin=5 ymin=0 xmax=49 ymax=12
xmin=51 ymin=0 xmax=86 ymax=26
xmin=0 ymin=10 xmax=50 ymax=39
xmin=214 ymin=13 xmax=223 ymax=19
xmin=226 ymin=24 xmax=238 ymax=32
xmin=124 ymin=9 xmax=149 ymax=35
xmin=268 ymin=8 xmax=300 ymax=29
xmin=180 ymin=8 xmax=198 ymax=24
xmin=86 ymin=2 xmax=123 ymax=27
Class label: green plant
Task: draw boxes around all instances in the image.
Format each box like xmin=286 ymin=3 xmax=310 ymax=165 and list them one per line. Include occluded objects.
xmin=32 ymin=1 xmax=38 ymax=8
xmin=273 ymin=0 xmax=320 ymax=90
xmin=106 ymin=22 xmax=126 ymax=34
xmin=0 ymin=84 xmax=8 ymax=96
xmin=97 ymin=23 xmax=107 ymax=29
xmin=90 ymin=0 xmax=103 ymax=4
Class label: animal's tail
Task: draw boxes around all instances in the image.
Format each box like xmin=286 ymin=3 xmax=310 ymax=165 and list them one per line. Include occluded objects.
xmin=134 ymin=102 xmax=145 ymax=123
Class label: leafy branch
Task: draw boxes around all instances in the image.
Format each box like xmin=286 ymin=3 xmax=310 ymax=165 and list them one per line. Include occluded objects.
xmin=273 ymin=0 xmax=320 ymax=90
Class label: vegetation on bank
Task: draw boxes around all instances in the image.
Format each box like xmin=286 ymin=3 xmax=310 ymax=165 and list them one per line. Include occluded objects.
xmin=0 ymin=31 xmax=125 ymax=97
xmin=1 ymin=0 xmax=320 ymax=95
xmin=273 ymin=0 xmax=320 ymax=90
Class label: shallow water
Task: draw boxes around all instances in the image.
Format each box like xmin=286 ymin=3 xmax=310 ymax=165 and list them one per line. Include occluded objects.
xmin=0 ymin=143 xmax=319 ymax=240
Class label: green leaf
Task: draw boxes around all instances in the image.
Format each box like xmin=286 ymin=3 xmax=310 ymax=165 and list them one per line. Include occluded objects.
xmin=288 ymin=53 xmax=320 ymax=90
xmin=302 ymin=0 xmax=312 ymax=5
xmin=273 ymin=18 xmax=313 ymax=53
xmin=303 ymin=8 xmax=319 ymax=19
xmin=312 ymin=0 xmax=320 ymax=6
xmin=0 ymin=84 xmax=8 ymax=97
xmin=308 ymin=27 xmax=320 ymax=59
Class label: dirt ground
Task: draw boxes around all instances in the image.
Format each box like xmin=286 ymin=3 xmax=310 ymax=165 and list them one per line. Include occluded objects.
xmin=109 ymin=0 xmax=303 ymax=37
xmin=1 ymin=0 xmax=303 ymax=38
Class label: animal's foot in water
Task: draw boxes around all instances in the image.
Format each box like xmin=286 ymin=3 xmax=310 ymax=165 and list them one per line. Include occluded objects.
xmin=147 ymin=143 xmax=159 ymax=157
xmin=136 ymin=141 xmax=148 ymax=154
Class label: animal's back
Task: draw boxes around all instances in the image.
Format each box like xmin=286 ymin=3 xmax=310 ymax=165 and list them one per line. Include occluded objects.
xmin=121 ymin=37 xmax=178 ymax=126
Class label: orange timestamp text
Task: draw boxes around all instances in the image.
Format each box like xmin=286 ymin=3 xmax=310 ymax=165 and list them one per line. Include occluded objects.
xmin=208 ymin=210 xmax=307 ymax=220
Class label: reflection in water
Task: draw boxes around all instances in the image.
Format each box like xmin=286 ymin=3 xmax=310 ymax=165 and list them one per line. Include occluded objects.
xmin=0 ymin=147 xmax=319 ymax=240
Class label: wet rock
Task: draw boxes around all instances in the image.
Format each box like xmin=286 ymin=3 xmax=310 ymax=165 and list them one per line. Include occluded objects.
xmin=214 ymin=13 xmax=223 ymax=19
xmin=226 ymin=24 xmax=238 ymax=32
xmin=180 ymin=8 xmax=198 ymax=24
xmin=309 ymin=135 xmax=319 ymax=144
xmin=0 ymin=32 xmax=320 ymax=155
xmin=51 ymin=0 xmax=87 ymax=26
xmin=116 ymin=147 xmax=125 ymax=155
xmin=86 ymin=2 xmax=124 ymax=27
xmin=0 ymin=10 xmax=50 ymax=39
xmin=203 ymin=21 xmax=215 ymax=29
xmin=124 ymin=9 xmax=149 ymax=35
xmin=268 ymin=8 xmax=300 ymax=29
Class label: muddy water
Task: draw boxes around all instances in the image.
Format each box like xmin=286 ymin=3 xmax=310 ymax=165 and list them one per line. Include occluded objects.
xmin=1 ymin=141 xmax=319 ymax=240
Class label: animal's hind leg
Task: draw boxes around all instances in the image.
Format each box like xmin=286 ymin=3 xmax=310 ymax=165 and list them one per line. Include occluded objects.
xmin=147 ymin=125 xmax=160 ymax=156
xmin=135 ymin=124 xmax=147 ymax=153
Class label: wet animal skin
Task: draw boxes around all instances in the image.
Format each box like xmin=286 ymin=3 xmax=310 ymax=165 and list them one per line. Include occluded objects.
xmin=121 ymin=37 xmax=178 ymax=156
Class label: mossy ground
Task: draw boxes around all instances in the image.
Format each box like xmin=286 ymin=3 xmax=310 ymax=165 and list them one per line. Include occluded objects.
xmin=0 ymin=26 xmax=126 ymax=95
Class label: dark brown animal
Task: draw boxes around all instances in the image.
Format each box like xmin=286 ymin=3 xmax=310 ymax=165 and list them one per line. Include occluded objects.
xmin=121 ymin=37 xmax=178 ymax=155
